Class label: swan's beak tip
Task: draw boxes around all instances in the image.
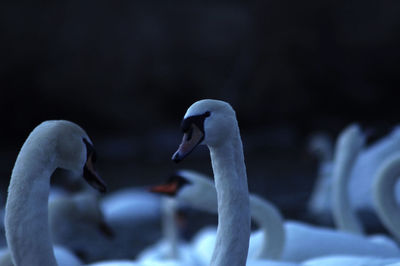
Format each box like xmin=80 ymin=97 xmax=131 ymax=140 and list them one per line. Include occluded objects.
xmin=172 ymin=151 xmax=182 ymax=163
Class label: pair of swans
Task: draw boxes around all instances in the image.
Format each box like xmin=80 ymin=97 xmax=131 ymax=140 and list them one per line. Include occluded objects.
xmin=308 ymin=126 xmax=400 ymax=218
xmin=322 ymin=122 xmax=400 ymax=244
xmin=3 ymin=100 xmax=250 ymax=266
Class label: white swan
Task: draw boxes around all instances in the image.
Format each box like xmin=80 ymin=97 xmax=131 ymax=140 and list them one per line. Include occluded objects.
xmin=373 ymin=152 xmax=400 ymax=242
xmin=151 ymin=169 xmax=285 ymax=263
xmin=49 ymin=192 xmax=115 ymax=263
xmin=87 ymin=99 xmax=254 ymax=266
xmin=97 ymin=187 xmax=162 ymax=260
xmin=309 ymin=126 xmax=400 ymax=216
xmin=136 ymin=197 xmax=201 ymax=266
xmin=4 ymin=120 xmax=107 ymax=266
xmin=331 ymin=124 xmax=365 ymax=234
xmin=306 ymin=133 xmax=334 ymax=219
xmin=302 ymin=255 xmax=400 ymax=266
xmin=152 ymin=168 xmax=400 ymax=263
xmin=171 ymin=99 xmax=251 ymax=266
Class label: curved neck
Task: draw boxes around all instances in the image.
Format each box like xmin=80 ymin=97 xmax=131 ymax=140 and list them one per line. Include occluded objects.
xmin=208 ymin=132 xmax=250 ymax=266
xmin=249 ymin=194 xmax=285 ymax=260
xmin=332 ymin=143 xmax=363 ymax=234
xmin=5 ymin=142 xmax=57 ymax=266
xmin=161 ymin=197 xmax=178 ymax=259
xmin=373 ymin=153 xmax=400 ymax=241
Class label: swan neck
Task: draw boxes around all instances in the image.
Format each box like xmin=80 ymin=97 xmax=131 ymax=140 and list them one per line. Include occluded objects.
xmin=209 ymin=135 xmax=251 ymax=266
xmin=373 ymin=154 xmax=400 ymax=241
xmin=161 ymin=197 xmax=179 ymax=259
xmin=249 ymin=194 xmax=285 ymax=260
xmin=5 ymin=142 xmax=57 ymax=266
xmin=332 ymin=146 xmax=363 ymax=234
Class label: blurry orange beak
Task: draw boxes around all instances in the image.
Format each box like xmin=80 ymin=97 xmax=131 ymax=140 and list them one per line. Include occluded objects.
xmin=150 ymin=181 xmax=179 ymax=196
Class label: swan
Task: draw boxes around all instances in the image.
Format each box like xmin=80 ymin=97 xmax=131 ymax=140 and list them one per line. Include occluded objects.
xmin=136 ymin=197 xmax=201 ymax=266
xmin=309 ymin=126 xmax=400 ymax=216
xmin=331 ymin=123 xmax=365 ymax=234
xmin=306 ymin=133 xmax=334 ymax=219
xmin=151 ymin=168 xmax=400 ymax=263
xmin=4 ymin=120 xmax=107 ymax=266
xmin=49 ymin=192 xmax=115 ymax=263
xmin=88 ymin=102 xmax=255 ymax=266
xmin=151 ymin=169 xmax=285 ymax=263
xmin=99 ymin=187 xmax=163 ymax=259
xmin=302 ymin=255 xmax=400 ymax=266
xmin=326 ymin=124 xmax=398 ymax=250
xmin=373 ymin=152 xmax=400 ymax=242
xmin=170 ymin=99 xmax=251 ymax=266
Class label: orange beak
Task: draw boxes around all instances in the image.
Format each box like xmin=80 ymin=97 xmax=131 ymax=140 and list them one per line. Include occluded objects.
xmin=150 ymin=181 xmax=179 ymax=196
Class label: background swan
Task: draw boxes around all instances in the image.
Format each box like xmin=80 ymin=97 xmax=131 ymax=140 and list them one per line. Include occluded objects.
xmin=136 ymin=197 xmax=201 ymax=266
xmin=306 ymin=133 xmax=334 ymax=220
xmin=151 ymin=169 xmax=285 ymax=264
xmin=152 ymin=168 xmax=400 ymax=263
xmin=331 ymin=123 xmax=365 ymax=234
xmin=373 ymin=152 xmax=400 ymax=242
xmin=4 ymin=120 xmax=107 ymax=266
xmin=308 ymin=126 xmax=400 ymax=219
xmin=302 ymin=254 xmax=400 ymax=266
xmin=49 ymin=192 xmax=115 ymax=263
xmin=98 ymin=187 xmax=162 ymax=260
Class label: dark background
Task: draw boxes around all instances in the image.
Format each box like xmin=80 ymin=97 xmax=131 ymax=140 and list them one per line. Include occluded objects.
xmin=1 ymin=0 xmax=400 ymax=229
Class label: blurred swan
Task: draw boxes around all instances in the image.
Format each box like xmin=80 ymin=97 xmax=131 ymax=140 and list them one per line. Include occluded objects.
xmin=373 ymin=152 xmax=400 ymax=242
xmin=330 ymin=124 xmax=398 ymax=249
xmin=99 ymin=187 xmax=162 ymax=259
xmin=309 ymin=126 xmax=400 ymax=217
xmin=302 ymin=255 xmax=400 ymax=266
xmin=136 ymin=197 xmax=201 ymax=265
xmin=331 ymin=124 xmax=365 ymax=234
xmin=4 ymin=120 xmax=107 ymax=266
xmin=152 ymin=168 xmax=400 ymax=263
xmin=306 ymin=133 xmax=334 ymax=219
xmin=49 ymin=192 xmax=115 ymax=263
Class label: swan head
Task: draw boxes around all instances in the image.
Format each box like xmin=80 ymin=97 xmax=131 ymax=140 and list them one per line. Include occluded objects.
xmin=336 ymin=123 xmax=365 ymax=154
xmin=36 ymin=120 xmax=107 ymax=193
xmin=308 ymin=133 xmax=333 ymax=161
xmin=150 ymin=170 xmax=218 ymax=213
xmin=172 ymin=99 xmax=237 ymax=162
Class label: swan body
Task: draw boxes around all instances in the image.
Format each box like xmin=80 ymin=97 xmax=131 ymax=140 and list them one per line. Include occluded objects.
xmin=99 ymin=188 xmax=162 ymax=259
xmin=49 ymin=192 xmax=114 ymax=263
xmin=137 ymin=197 xmax=201 ymax=266
xmin=349 ymin=126 xmax=400 ymax=210
xmin=302 ymin=255 xmax=400 ymax=266
xmin=4 ymin=120 xmax=106 ymax=266
xmin=0 ymin=245 xmax=82 ymax=266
